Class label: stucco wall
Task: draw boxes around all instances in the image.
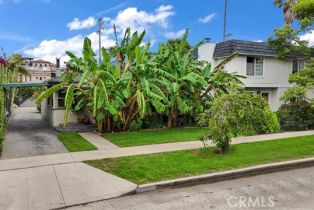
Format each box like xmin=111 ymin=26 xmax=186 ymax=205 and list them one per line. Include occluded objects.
xmin=218 ymin=55 xmax=293 ymax=88
xmin=41 ymin=98 xmax=82 ymax=127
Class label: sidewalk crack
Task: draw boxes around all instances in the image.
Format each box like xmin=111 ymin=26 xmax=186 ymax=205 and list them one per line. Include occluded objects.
xmin=53 ymin=165 xmax=66 ymax=207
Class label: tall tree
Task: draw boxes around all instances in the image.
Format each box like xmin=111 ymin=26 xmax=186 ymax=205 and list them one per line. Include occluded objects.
xmin=269 ymin=0 xmax=314 ymax=58
xmin=270 ymin=0 xmax=314 ymax=102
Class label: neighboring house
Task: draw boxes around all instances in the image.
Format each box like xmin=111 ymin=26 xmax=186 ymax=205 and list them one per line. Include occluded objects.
xmin=198 ymin=39 xmax=306 ymax=111
xmin=40 ymin=77 xmax=92 ymax=129
xmin=19 ymin=59 xmax=58 ymax=83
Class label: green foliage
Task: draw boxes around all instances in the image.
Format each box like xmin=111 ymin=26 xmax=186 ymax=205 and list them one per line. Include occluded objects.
xmin=0 ymin=65 xmax=4 ymax=154
xmin=57 ymin=132 xmax=97 ymax=152
xmin=269 ymin=0 xmax=314 ymax=59
xmin=203 ymin=93 xmax=279 ymax=153
xmin=87 ymin=135 xmax=314 ymax=184
xmin=36 ymin=27 xmax=243 ymax=133
xmin=128 ymin=119 xmax=143 ymax=131
xmin=104 ymin=128 xmax=209 ymax=147
xmin=281 ymin=58 xmax=314 ymax=102
xmin=277 ymin=100 xmax=314 ymax=131
xmin=14 ymin=87 xmax=44 ymax=105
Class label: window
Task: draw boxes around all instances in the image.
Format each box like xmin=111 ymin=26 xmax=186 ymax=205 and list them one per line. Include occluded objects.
xmin=57 ymin=91 xmax=65 ymax=108
xmin=246 ymin=56 xmax=264 ymax=76
xmin=29 ymin=76 xmax=31 ymax=81
xmin=292 ymin=59 xmax=305 ymax=73
xmin=39 ymin=77 xmax=42 ymax=80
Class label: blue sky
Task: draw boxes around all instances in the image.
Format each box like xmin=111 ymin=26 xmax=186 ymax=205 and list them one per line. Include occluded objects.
xmin=0 ymin=0 xmax=286 ymax=62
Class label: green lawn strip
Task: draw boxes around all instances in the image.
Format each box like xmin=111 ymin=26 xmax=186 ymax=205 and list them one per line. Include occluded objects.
xmin=57 ymin=132 xmax=97 ymax=152
xmin=86 ymin=135 xmax=314 ymax=184
xmin=103 ymin=128 xmax=209 ymax=147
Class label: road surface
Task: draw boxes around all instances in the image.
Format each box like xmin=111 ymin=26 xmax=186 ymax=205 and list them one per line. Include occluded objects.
xmin=68 ymin=166 xmax=314 ymax=210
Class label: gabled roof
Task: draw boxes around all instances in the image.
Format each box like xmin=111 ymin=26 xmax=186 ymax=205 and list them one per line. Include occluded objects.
xmin=213 ymin=39 xmax=300 ymax=59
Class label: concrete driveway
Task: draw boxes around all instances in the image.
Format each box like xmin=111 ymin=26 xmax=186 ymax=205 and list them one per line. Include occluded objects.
xmin=1 ymin=103 xmax=67 ymax=159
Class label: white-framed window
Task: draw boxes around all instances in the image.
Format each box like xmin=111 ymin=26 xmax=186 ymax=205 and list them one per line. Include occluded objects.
xmin=246 ymin=56 xmax=264 ymax=76
xmin=292 ymin=59 xmax=305 ymax=73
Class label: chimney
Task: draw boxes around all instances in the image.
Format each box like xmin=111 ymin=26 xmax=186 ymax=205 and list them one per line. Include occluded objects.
xmin=56 ymin=57 xmax=60 ymax=68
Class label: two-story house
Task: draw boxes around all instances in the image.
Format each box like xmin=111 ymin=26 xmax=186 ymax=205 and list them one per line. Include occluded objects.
xmin=198 ymin=39 xmax=306 ymax=111
xmin=19 ymin=59 xmax=57 ymax=83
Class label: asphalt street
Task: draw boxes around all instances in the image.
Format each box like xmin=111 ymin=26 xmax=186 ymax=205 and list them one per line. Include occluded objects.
xmin=68 ymin=166 xmax=314 ymax=210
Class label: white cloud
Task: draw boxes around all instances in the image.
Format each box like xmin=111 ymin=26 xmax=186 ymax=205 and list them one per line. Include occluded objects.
xmin=25 ymin=5 xmax=176 ymax=63
xmin=112 ymin=5 xmax=175 ymax=35
xmin=156 ymin=5 xmax=173 ymax=12
xmin=164 ymin=29 xmax=185 ymax=39
xmin=198 ymin=13 xmax=216 ymax=24
xmin=67 ymin=16 xmax=97 ymax=30
xmin=300 ymin=30 xmax=314 ymax=47
xmin=24 ymin=33 xmax=115 ymax=64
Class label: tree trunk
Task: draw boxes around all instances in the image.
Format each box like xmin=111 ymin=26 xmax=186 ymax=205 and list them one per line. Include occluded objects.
xmin=97 ymin=120 xmax=103 ymax=133
xmin=167 ymin=108 xmax=174 ymax=129
xmin=221 ymin=141 xmax=230 ymax=153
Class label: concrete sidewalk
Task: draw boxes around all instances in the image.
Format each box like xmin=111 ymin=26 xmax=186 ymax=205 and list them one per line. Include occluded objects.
xmin=0 ymin=130 xmax=314 ymax=209
xmin=79 ymin=132 xmax=118 ymax=150
xmin=0 ymin=162 xmax=136 ymax=210
xmin=1 ymin=130 xmax=314 ymax=171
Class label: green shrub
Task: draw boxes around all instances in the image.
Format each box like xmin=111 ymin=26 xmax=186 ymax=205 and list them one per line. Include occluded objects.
xmin=200 ymin=93 xmax=279 ymax=153
xmin=129 ymin=119 xmax=143 ymax=131
xmin=0 ymin=70 xmax=4 ymax=154
xmin=277 ymin=100 xmax=314 ymax=131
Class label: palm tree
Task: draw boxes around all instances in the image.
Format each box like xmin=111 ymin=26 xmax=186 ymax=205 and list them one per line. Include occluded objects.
xmin=274 ymin=0 xmax=297 ymax=24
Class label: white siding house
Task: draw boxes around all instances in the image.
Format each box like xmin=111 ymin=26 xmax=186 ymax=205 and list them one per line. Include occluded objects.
xmin=198 ymin=40 xmax=305 ymax=111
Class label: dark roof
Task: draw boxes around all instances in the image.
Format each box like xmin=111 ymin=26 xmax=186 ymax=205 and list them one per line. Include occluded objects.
xmin=47 ymin=76 xmax=80 ymax=86
xmin=213 ymin=39 xmax=300 ymax=59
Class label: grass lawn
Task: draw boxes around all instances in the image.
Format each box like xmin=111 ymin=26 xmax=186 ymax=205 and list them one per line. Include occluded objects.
xmin=86 ymin=135 xmax=314 ymax=184
xmin=57 ymin=132 xmax=97 ymax=152
xmin=103 ymin=128 xmax=209 ymax=147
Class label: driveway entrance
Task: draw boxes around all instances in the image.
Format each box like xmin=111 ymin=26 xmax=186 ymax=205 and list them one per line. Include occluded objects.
xmin=1 ymin=99 xmax=67 ymax=159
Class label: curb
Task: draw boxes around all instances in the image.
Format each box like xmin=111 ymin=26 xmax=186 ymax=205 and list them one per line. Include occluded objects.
xmin=136 ymin=157 xmax=314 ymax=193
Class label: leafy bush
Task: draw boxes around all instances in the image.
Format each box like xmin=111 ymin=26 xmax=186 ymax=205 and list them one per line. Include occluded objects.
xmin=277 ymin=100 xmax=314 ymax=131
xmin=0 ymin=67 xmax=5 ymax=154
xmin=129 ymin=119 xmax=143 ymax=131
xmin=200 ymin=93 xmax=279 ymax=153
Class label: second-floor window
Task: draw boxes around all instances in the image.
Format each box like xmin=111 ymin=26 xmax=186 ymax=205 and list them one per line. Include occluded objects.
xmin=246 ymin=56 xmax=264 ymax=76
xmin=292 ymin=59 xmax=305 ymax=73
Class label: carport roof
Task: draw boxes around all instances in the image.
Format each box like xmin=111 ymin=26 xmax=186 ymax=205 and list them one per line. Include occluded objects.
xmin=1 ymin=82 xmax=48 ymax=88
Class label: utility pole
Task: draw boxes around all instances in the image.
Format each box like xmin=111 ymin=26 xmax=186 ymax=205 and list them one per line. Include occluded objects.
xmin=97 ymin=17 xmax=104 ymax=63
xmin=223 ymin=0 xmax=228 ymax=41
xmin=1 ymin=47 xmax=6 ymax=59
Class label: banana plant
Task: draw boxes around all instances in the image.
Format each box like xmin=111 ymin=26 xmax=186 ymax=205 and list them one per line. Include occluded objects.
xmin=157 ymin=29 xmax=208 ymax=128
